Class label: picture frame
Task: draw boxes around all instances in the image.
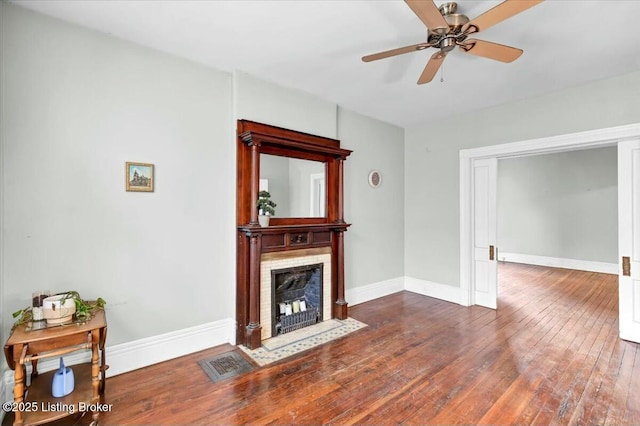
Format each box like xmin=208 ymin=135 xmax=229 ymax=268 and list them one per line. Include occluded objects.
xmin=126 ymin=162 xmax=154 ymax=192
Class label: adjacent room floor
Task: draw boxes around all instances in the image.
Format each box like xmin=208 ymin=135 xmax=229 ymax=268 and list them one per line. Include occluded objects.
xmin=5 ymin=262 xmax=639 ymax=425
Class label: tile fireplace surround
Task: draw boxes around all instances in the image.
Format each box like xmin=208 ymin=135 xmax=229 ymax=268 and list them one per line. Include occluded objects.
xmin=260 ymin=248 xmax=332 ymax=341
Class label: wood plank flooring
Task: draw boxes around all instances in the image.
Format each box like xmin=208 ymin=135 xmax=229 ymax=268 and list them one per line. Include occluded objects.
xmin=9 ymin=263 xmax=639 ymax=425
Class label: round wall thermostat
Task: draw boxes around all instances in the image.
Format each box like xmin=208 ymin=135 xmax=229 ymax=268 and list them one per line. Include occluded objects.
xmin=368 ymin=170 xmax=381 ymax=188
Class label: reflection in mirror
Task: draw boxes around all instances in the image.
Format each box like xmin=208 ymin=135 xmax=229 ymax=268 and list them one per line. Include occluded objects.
xmin=260 ymin=154 xmax=326 ymax=218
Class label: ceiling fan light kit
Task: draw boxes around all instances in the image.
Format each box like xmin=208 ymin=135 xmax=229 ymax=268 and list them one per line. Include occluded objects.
xmin=362 ymin=0 xmax=544 ymax=84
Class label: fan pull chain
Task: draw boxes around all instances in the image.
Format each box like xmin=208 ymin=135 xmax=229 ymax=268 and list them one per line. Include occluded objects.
xmin=440 ymin=62 xmax=445 ymax=83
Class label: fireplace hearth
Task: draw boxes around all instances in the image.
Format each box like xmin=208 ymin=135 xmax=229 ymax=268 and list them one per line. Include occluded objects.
xmin=272 ymin=264 xmax=323 ymax=336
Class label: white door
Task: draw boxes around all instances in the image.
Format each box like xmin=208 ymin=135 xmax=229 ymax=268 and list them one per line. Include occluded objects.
xmin=473 ymin=158 xmax=498 ymax=309
xmin=618 ymin=139 xmax=640 ymax=343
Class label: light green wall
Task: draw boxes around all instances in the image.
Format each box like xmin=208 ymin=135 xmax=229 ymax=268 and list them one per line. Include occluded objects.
xmin=339 ymin=108 xmax=405 ymax=287
xmin=498 ymin=147 xmax=618 ymax=263
xmin=0 ymin=1 xmax=6 ymax=351
xmin=233 ymin=71 xmax=337 ymax=139
xmin=405 ymin=70 xmax=640 ymax=287
xmin=2 ymin=2 xmax=235 ymax=346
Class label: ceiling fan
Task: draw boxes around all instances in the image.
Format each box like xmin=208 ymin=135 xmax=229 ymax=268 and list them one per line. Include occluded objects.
xmin=362 ymin=0 xmax=544 ymax=84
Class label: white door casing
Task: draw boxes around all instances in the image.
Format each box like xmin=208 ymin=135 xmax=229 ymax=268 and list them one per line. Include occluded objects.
xmin=472 ymin=158 xmax=498 ymax=309
xmin=618 ymin=139 xmax=640 ymax=343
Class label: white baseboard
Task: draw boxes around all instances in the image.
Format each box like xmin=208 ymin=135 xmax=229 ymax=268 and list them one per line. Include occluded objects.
xmin=346 ymin=277 xmax=405 ymax=306
xmin=2 ymin=317 xmax=236 ymax=404
xmin=499 ymin=252 xmax=618 ymax=274
xmin=346 ymin=276 xmax=461 ymax=306
xmin=107 ymin=317 xmax=235 ymax=376
xmin=404 ymin=276 xmax=462 ymax=304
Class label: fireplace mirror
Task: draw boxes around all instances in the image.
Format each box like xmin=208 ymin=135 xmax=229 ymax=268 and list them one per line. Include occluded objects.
xmin=260 ymin=154 xmax=326 ymax=218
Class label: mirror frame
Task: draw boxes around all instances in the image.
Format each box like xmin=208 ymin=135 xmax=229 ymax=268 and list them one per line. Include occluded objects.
xmin=237 ymin=120 xmax=352 ymax=227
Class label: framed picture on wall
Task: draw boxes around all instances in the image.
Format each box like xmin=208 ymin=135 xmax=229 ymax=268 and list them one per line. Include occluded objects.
xmin=126 ymin=162 xmax=154 ymax=192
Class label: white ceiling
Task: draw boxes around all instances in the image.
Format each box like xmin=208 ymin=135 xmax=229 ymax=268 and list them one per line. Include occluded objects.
xmin=11 ymin=0 xmax=640 ymax=128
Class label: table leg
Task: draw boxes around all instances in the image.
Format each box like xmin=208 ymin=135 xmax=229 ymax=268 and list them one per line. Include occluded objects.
xmin=99 ymin=326 xmax=107 ymax=395
xmin=91 ymin=331 xmax=100 ymax=425
xmin=31 ymin=357 xmax=39 ymax=378
xmin=13 ymin=348 xmax=25 ymax=426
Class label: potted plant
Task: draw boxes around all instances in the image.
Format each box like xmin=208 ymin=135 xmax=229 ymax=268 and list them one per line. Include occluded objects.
xmin=12 ymin=291 xmax=106 ymax=328
xmin=257 ymin=190 xmax=277 ymax=227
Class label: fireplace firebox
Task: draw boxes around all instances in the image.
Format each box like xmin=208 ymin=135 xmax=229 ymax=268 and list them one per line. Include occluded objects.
xmin=271 ymin=263 xmax=323 ymax=336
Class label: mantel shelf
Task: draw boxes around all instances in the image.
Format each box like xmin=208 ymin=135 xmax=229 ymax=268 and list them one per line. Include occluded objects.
xmin=238 ymin=223 xmax=351 ymax=234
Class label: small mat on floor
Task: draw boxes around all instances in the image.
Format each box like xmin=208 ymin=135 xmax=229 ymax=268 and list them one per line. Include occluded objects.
xmin=199 ymin=350 xmax=255 ymax=383
xmin=239 ymin=317 xmax=367 ymax=366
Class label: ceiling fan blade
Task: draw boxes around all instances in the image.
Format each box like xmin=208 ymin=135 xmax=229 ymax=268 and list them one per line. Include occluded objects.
xmin=362 ymin=43 xmax=432 ymax=62
xmin=460 ymin=39 xmax=523 ymax=63
xmin=405 ymin=0 xmax=449 ymax=35
xmin=417 ymin=51 xmax=446 ymax=84
xmin=463 ymin=0 xmax=544 ymax=34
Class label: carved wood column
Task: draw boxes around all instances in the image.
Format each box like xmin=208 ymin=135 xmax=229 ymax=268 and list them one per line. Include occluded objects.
xmin=334 ymin=228 xmax=348 ymax=319
xmin=249 ymin=142 xmax=260 ymax=227
xmin=336 ymin=158 xmax=346 ymax=224
xmin=245 ymin=232 xmax=262 ymax=349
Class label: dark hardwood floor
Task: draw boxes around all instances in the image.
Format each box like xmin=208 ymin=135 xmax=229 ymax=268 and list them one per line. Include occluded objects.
xmin=7 ymin=262 xmax=639 ymax=425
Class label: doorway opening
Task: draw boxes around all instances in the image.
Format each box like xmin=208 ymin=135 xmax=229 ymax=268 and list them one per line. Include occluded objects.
xmin=495 ymin=147 xmax=618 ymax=306
xmin=459 ymin=123 xmax=640 ymax=328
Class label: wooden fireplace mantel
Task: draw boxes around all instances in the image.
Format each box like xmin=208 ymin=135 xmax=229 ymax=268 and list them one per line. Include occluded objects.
xmin=236 ymin=120 xmax=352 ymax=349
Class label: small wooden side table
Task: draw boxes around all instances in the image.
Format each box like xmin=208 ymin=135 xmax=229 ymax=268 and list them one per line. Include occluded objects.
xmin=3 ymin=310 xmax=107 ymax=426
